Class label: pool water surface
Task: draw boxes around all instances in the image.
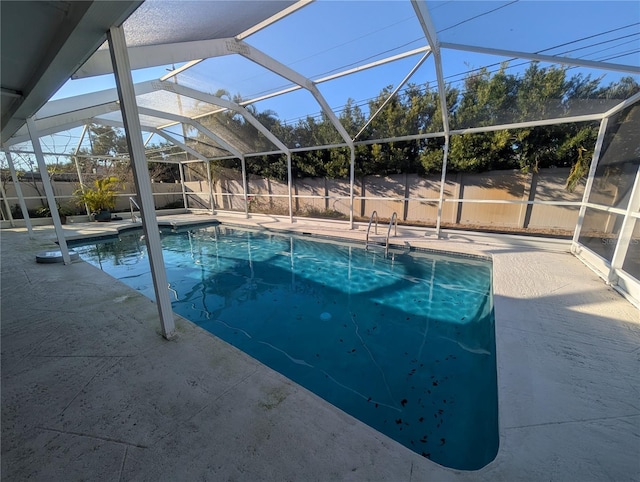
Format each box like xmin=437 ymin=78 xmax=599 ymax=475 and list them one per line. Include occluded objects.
xmin=71 ymin=224 xmax=498 ymax=470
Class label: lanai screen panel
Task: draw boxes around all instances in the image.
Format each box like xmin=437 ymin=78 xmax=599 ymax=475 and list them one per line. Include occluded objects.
xmin=30 ymin=126 xmax=89 ymax=155
xmin=175 ymin=55 xmax=296 ymax=105
xmin=160 ymin=126 xmax=234 ymax=159
xmin=94 ymin=111 xmax=171 ymax=131
xmin=135 ymin=89 xmax=282 ymax=154
xmin=246 ymin=0 xmax=428 ymax=79
xmin=250 ymin=88 xmax=345 ymax=149
xmin=195 ymin=111 xmax=279 ymax=155
xmin=135 ymin=90 xmax=225 ymax=120
xmin=428 ymin=1 xmax=640 ymax=69
xmin=145 ymin=144 xmax=189 ymax=164
xmin=316 ymin=53 xmax=441 ymax=140
xmin=622 ymin=220 xmax=640 ymax=281
xmin=586 ymin=103 xmax=640 ymax=211
xmin=439 ymin=50 xmax=639 ymax=129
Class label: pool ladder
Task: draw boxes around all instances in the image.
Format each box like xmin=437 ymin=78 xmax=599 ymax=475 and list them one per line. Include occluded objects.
xmin=365 ymin=211 xmax=397 ymax=257
xmin=129 ymin=197 xmax=142 ymax=223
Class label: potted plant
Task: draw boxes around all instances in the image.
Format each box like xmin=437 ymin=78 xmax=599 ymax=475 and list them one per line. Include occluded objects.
xmin=74 ymin=177 xmax=120 ymax=222
xmin=33 ymin=203 xmax=75 ymax=224
xmin=57 ymin=204 xmax=75 ymax=224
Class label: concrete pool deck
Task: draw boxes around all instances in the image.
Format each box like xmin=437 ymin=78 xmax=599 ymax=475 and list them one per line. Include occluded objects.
xmin=2 ymin=212 xmax=639 ymax=481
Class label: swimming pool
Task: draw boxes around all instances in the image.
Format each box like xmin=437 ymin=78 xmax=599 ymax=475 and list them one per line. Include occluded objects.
xmin=71 ymin=224 xmax=498 ymax=470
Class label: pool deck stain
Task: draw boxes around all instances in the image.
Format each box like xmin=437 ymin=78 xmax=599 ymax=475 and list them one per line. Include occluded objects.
xmin=2 ymin=212 xmax=639 ymax=481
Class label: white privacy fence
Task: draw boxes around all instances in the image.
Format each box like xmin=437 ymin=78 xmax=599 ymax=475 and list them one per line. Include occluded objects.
xmin=200 ymin=167 xmax=585 ymax=234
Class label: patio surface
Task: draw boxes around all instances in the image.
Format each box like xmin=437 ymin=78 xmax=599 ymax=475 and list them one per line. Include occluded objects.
xmin=2 ymin=212 xmax=639 ymax=481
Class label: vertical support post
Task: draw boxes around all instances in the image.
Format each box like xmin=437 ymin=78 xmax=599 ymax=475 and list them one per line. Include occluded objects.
xmin=4 ymin=149 xmax=33 ymax=237
xmin=205 ymin=160 xmax=214 ymax=214
xmin=0 ymin=182 xmax=14 ymax=226
xmin=74 ymin=124 xmax=91 ymax=215
xmin=349 ymin=146 xmax=355 ymax=229
xmin=108 ymin=25 xmax=176 ymax=339
xmin=411 ymin=0 xmax=451 ymax=238
xmin=178 ymin=161 xmax=187 ymax=209
xmin=240 ymin=155 xmax=249 ymax=218
xmin=573 ymin=118 xmax=609 ymax=246
xmin=287 ymin=152 xmax=293 ymax=222
xmin=26 ymin=117 xmax=72 ymax=264
xmin=435 ymin=135 xmax=450 ymax=236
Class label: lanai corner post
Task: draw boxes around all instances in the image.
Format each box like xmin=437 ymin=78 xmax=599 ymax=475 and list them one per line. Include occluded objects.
xmin=107 ymin=24 xmax=176 ymax=339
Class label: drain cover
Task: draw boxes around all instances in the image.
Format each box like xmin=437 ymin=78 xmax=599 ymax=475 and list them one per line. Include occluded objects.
xmin=36 ymin=250 xmax=80 ymax=263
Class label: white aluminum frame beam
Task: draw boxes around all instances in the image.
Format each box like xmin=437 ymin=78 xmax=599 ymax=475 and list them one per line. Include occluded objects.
xmin=93 ymin=117 xmax=234 ymax=162
xmin=349 ymin=147 xmax=355 ymax=228
xmin=3 ymin=149 xmax=33 ymax=237
xmin=205 ymin=160 xmax=215 ymax=213
xmin=7 ymin=81 xmax=158 ymax=145
xmin=108 ymin=24 xmax=176 ymax=339
xmin=240 ymin=155 xmax=249 ymax=218
xmin=76 ymin=38 xmax=233 ymax=79
xmin=441 ymin=42 xmax=640 ymax=75
xmin=113 ymin=37 xmax=352 ymax=150
xmin=572 ymin=118 xmax=609 ymax=245
xmin=90 ymin=117 xmax=161 ymax=137
xmin=0 ymin=177 xmax=14 ymax=226
xmin=179 ymin=161 xmax=188 ymax=209
xmin=412 ymin=0 xmax=451 ymax=237
xmin=603 ymin=91 xmax=640 ymax=118
xmin=26 ymin=116 xmax=72 ymax=264
xmin=287 ymin=151 xmax=293 ymax=222
xmin=316 ymin=47 xmax=431 ymax=84
xmin=7 ymin=91 xmax=613 ymax=156
xmin=231 ymin=39 xmax=354 ymax=148
xmin=234 ymin=46 xmax=432 ymax=109
xmin=354 ymin=50 xmax=432 ymax=141
xmin=3 ymin=43 xmax=427 ymax=149
xmin=73 ymin=124 xmax=91 ymax=215
xmin=8 ymin=119 xmax=94 ymax=147
xmin=38 ymin=81 xmax=157 ymax=120
xmin=236 ymin=0 xmax=314 ymax=41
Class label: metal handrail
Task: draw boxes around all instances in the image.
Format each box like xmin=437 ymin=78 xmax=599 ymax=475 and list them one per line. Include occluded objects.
xmin=365 ymin=211 xmax=378 ymax=249
xmin=385 ymin=212 xmax=398 ymax=257
xmin=129 ymin=196 xmax=142 ymax=223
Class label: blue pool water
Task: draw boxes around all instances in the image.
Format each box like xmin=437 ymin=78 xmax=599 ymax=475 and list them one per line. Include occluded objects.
xmin=71 ymin=224 xmax=499 ymax=470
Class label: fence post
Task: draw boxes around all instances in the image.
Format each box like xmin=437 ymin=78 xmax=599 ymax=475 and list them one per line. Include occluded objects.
xmin=403 ymin=173 xmax=409 ymax=221
xmin=360 ymin=176 xmax=366 ymax=218
xmin=520 ymin=171 xmax=537 ymax=229
xmin=454 ymin=172 xmax=464 ymax=225
xmin=324 ymin=177 xmax=328 ymax=211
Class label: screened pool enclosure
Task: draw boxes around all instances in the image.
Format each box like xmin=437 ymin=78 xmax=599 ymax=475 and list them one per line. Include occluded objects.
xmin=1 ymin=1 xmax=639 ymax=333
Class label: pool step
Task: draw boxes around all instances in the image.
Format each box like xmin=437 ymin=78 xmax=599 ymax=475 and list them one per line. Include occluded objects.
xmin=365 ymin=240 xmax=408 ymax=257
